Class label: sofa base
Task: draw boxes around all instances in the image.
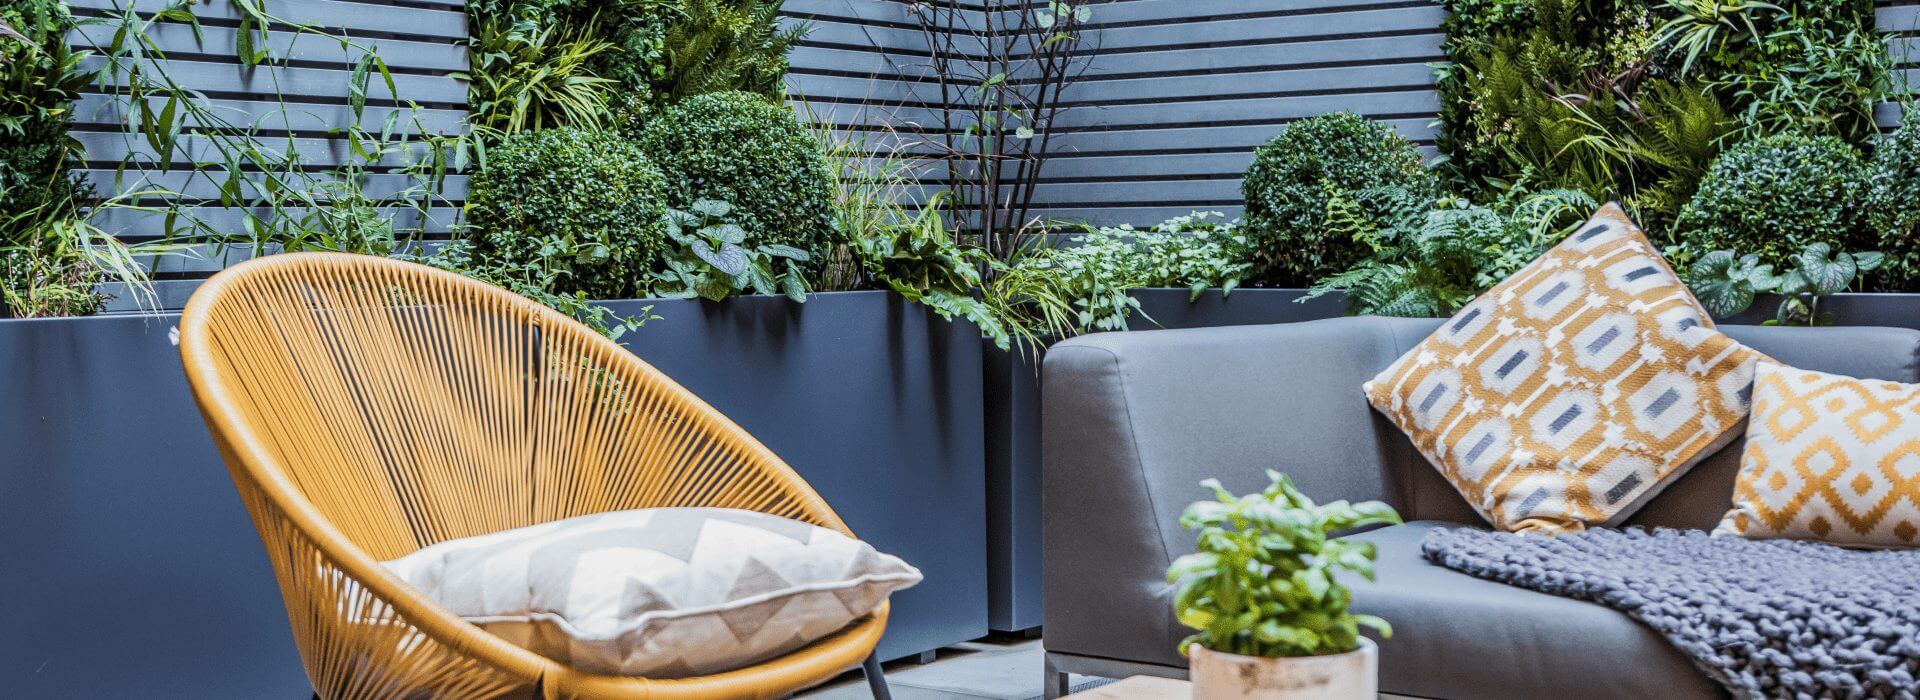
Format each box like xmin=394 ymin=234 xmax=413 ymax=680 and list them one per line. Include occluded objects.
xmin=1041 ymin=651 xmax=1184 ymax=699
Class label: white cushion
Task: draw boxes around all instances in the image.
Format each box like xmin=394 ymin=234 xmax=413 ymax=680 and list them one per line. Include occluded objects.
xmin=382 ymin=507 xmax=921 ymax=676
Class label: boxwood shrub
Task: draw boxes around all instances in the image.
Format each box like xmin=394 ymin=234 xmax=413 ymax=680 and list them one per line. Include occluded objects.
xmin=467 ymin=127 xmax=669 ymax=299
xmin=1675 ymin=134 xmax=1869 ymax=266
xmin=1241 ymin=113 xmax=1434 ymax=286
xmin=1869 ymin=111 xmax=1920 ymax=288
xmin=637 ymin=91 xmax=833 ymax=257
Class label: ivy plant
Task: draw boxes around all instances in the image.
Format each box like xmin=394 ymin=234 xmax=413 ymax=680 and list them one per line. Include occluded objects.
xmin=1689 ymin=243 xmax=1884 ymax=325
xmin=649 ymin=199 xmax=812 ymax=303
xmin=1167 ymin=471 xmax=1401 ymax=659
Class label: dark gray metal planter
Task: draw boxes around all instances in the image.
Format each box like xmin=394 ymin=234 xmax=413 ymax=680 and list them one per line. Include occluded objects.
xmin=1719 ymin=292 xmax=1920 ymax=328
xmin=984 ymin=288 xmax=1348 ymax=633
xmin=604 ymin=292 xmax=987 ymax=662
xmin=0 ymin=290 xmax=984 ymax=696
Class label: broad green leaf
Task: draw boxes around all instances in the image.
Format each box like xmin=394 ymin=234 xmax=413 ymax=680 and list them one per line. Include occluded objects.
xmin=761 ymin=244 xmax=811 ymax=261
xmin=692 ymin=199 xmax=733 ymax=217
xmin=691 ymin=240 xmax=750 ymax=277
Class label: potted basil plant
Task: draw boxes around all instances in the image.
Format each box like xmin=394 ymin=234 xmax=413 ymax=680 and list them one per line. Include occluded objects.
xmin=1167 ymin=471 xmax=1402 ymax=699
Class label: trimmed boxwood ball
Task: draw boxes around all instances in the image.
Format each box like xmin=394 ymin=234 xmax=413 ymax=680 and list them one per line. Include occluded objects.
xmin=637 ymin=91 xmax=833 ymax=256
xmin=1676 ymin=133 xmax=1869 ymax=267
xmin=1868 ymin=110 xmax=1920 ymax=289
xmin=1241 ymin=112 xmax=1433 ymax=286
xmin=468 ymin=127 xmax=669 ymax=299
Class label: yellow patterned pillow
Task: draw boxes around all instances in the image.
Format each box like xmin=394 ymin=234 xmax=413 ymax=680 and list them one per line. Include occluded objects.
xmin=1364 ymin=203 xmax=1765 ymax=533
xmin=1716 ymin=362 xmax=1920 ymax=547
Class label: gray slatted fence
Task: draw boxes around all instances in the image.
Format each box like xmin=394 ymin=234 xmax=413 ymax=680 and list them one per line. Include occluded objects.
xmin=1025 ymin=0 xmax=1920 ymax=227
xmin=781 ymin=0 xmax=971 ymax=202
xmin=1015 ymin=0 xmax=1446 ymax=226
xmin=66 ymin=0 xmax=469 ymax=311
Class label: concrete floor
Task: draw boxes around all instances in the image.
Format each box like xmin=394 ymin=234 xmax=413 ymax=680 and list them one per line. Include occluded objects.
xmin=800 ymin=637 xmax=1113 ymax=700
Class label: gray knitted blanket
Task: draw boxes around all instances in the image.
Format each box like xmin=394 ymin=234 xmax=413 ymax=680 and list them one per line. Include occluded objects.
xmin=1421 ymin=527 xmax=1920 ymax=699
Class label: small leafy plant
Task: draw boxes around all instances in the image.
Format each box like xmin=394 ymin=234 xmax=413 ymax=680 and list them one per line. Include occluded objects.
xmin=649 ymin=199 xmax=812 ymax=303
xmin=846 ymin=193 xmax=1013 ymax=349
xmin=1168 ymin=471 xmax=1402 ymax=659
xmin=1689 ymin=243 xmax=1884 ymax=326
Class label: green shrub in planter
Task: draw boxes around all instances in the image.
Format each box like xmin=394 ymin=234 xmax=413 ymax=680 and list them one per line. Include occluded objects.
xmin=467 ymin=127 xmax=669 ymax=299
xmin=1241 ymin=113 xmax=1434 ymax=286
xmin=1868 ymin=110 xmax=1920 ymax=288
xmin=1675 ymin=134 xmax=1869 ymax=267
xmin=637 ymin=91 xmax=833 ymax=257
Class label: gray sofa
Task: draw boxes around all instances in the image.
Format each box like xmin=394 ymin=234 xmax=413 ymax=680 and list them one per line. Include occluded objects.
xmin=1039 ymin=316 xmax=1920 ymax=699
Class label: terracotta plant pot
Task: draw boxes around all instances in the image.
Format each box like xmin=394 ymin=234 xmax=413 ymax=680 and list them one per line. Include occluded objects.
xmin=1188 ymin=638 xmax=1378 ymax=700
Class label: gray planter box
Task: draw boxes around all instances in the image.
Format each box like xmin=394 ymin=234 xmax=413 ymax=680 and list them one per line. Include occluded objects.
xmin=1719 ymin=292 xmax=1920 ymax=328
xmin=605 ymin=292 xmax=988 ymax=662
xmin=984 ymin=288 xmax=1348 ymax=633
xmin=0 ymin=290 xmax=984 ymax=697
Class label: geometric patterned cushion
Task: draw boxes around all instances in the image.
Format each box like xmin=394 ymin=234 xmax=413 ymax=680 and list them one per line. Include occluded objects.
xmin=382 ymin=507 xmax=921 ymax=676
xmin=1364 ymin=203 xmax=1767 ymax=534
xmin=1716 ymin=362 xmax=1920 ymax=547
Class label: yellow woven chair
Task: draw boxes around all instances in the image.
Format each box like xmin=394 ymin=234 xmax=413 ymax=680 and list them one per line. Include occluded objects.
xmin=178 ymin=252 xmax=892 ymax=700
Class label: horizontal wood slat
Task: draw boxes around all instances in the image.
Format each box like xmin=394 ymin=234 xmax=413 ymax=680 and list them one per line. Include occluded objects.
xmin=79 ymin=169 xmax=469 ymax=202
xmin=67 ymin=0 xmax=468 ymax=41
xmin=75 ymin=131 xmax=444 ymax=169
xmin=94 ymin=206 xmax=464 ymax=242
xmin=71 ymin=94 xmax=468 ymax=134
xmin=68 ymin=23 xmax=468 ymax=74
xmin=81 ymin=56 xmax=467 ymax=105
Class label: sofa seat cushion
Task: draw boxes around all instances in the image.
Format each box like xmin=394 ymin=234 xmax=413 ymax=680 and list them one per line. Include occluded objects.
xmin=1340 ymin=521 xmax=1723 ymax=700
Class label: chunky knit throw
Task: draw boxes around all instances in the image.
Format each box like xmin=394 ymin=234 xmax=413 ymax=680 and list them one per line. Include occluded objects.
xmin=1421 ymin=527 xmax=1920 ymax=699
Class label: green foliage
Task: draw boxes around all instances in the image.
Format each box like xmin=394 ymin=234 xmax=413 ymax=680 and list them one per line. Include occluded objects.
xmin=467 ymin=128 xmax=670 ymax=299
xmin=649 ymin=199 xmax=812 ymax=302
xmin=1866 ymin=108 xmax=1920 ymax=289
xmin=1688 ymin=243 xmax=1882 ymax=325
xmin=1 ymin=220 xmax=104 ymax=318
xmin=808 ymin=126 xmax=1016 ymax=349
xmin=848 ymin=194 xmax=1013 ymax=350
xmin=1241 ymin=113 xmax=1434 ymax=285
xmin=1674 ymin=133 xmax=1868 ymax=267
xmin=1434 ymin=0 xmax=1889 ymax=235
xmin=1434 ymin=0 xmax=1736 ymax=230
xmin=407 ymin=241 xmax=658 ymax=340
xmin=638 ymin=91 xmax=835 ymax=257
xmin=0 ymin=0 xmax=117 ymax=317
xmin=1671 ymin=0 xmax=1888 ymax=142
xmin=463 ymin=0 xmax=670 ymax=137
xmin=650 ymin=0 xmax=803 ymax=106
xmin=1306 ymin=187 xmax=1596 ymax=317
xmin=1167 ymin=471 xmax=1402 ymax=659
xmin=1 ymin=0 xmax=92 ymax=245
xmin=463 ymin=18 xmax=623 ymax=137
xmin=993 ymin=213 xmax=1254 ymax=340
xmin=0 ymin=0 xmax=91 ymax=140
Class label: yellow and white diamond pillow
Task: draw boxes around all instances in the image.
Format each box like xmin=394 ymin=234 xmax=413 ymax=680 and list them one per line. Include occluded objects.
xmin=1364 ymin=203 xmax=1766 ymax=534
xmin=1716 ymin=362 xmax=1920 ymax=547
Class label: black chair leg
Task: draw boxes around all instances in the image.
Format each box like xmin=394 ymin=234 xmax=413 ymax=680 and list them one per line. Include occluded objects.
xmin=862 ymin=652 xmax=892 ymax=700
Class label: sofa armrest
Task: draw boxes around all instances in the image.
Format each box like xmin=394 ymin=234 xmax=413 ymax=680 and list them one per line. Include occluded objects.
xmin=1039 ymin=317 xmax=1442 ymax=666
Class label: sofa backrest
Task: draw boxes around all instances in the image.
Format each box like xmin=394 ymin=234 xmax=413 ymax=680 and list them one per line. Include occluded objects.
xmin=1629 ymin=324 xmax=1920 ymax=528
xmin=1042 ymin=316 xmax=1920 ymax=541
